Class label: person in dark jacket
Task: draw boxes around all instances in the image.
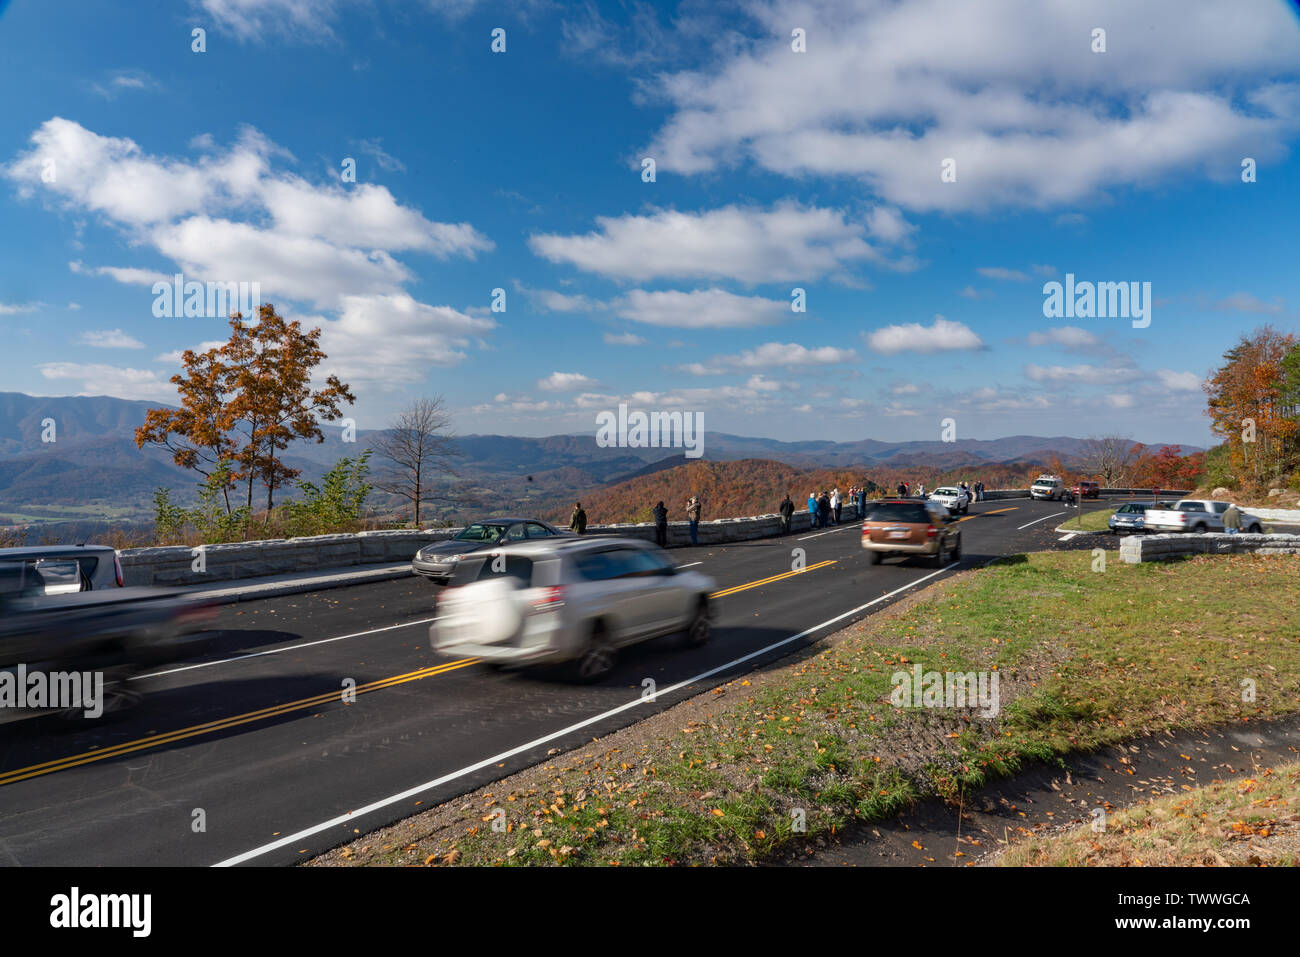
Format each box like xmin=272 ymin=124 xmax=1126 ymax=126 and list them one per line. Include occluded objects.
xmin=652 ymin=501 xmax=669 ymax=547
xmin=569 ymin=502 xmax=587 ymax=535
xmin=686 ymin=496 xmax=702 ymax=545
xmin=778 ymin=494 xmax=794 ymax=535
xmin=817 ymin=491 xmax=831 ymax=528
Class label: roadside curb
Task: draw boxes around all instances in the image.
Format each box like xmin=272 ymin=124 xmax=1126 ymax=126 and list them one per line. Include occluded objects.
xmin=185 ymin=565 xmax=416 ymax=606
xmin=1052 ymin=524 xmax=1109 ymax=535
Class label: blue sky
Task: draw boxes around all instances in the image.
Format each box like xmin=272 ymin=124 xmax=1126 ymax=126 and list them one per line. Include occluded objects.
xmin=2 ymin=0 xmax=1300 ymax=447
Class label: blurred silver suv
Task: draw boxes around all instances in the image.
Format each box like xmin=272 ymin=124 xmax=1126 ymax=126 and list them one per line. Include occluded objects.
xmin=429 ymin=537 xmax=716 ymax=682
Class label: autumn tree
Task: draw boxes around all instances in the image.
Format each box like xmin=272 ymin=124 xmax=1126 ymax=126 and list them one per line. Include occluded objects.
xmin=1203 ymin=326 xmax=1298 ymax=488
xmin=136 ymin=305 xmax=355 ymax=514
xmin=135 ymin=346 xmax=239 ymax=512
xmin=372 ymin=397 xmax=459 ymax=528
xmin=222 ymin=306 xmax=355 ymax=512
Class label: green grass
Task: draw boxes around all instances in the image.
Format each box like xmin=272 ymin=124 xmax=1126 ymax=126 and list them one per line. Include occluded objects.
xmin=1061 ymin=506 xmax=1115 ymax=531
xmin=318 ymin=550 xmax=1300 ymax=867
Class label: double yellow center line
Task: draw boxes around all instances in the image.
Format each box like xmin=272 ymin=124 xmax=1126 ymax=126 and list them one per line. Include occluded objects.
xmin=0 ymin=658 xmax=479 ymax=787
xmin=0 ymin=559 xmax=840 ymax=787
xmin=710 ymin=559 xmax=836 ymax=599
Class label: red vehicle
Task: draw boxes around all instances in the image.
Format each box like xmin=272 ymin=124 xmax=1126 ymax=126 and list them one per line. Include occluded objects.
xmin=1072 ymin=481 xmax=1100 ymax=499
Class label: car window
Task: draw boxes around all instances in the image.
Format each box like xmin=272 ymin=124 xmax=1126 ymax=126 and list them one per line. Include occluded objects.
xmin=1179 ymin=502 xmax=1205 ymax=512
xmin=1211 ymin=502 xmax=1228 ymax=514
xmin=31 ymin=559 xmax=83 ymax=595
xmin=505 ymin=523 xmax=528 ymax=541
xmin=526 ymin=523 xmax=554 ymax=538
xmin=455 ymin=523 xmax=506 ymax=543
xmin=621 ymin=548 xmax=671 ymax=577
xmin=573 ymin=551 xmax=620 ymax=582
xmin=866 ymin=503 xmax=928 ymax=522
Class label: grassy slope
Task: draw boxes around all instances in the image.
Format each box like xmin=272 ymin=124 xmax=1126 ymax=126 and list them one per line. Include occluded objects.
xmin=312 ymin=550 xmax=1300 ymax=867
xmin=993 ymin=761 xmax=1300 ymax=866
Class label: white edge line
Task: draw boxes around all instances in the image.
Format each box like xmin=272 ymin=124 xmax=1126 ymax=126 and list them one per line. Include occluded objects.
xmin=1017 ymin=511 xmax=1066 ymax=530
xmin=796 ymin=523 xmax=859 ymax=541
xmin=130 ymin=617 xmax=440 ymax=681
xmin=212 ymin=563 xmax=956 ymax=866
xmin=675 ymin=562 xmax=703 ymax=568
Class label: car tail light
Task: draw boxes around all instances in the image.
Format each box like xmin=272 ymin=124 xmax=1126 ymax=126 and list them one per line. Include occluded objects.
xmin=529 ymin=586 xmax=565 ymax=611
xmin=113 ymin=553 xmax=124 ymax=587
xmin=925 ymin=525 xmax=938 ymax=538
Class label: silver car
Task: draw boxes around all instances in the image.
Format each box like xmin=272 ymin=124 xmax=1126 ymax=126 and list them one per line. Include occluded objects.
xmin=429 ymin=537 xmax=716 ymax=682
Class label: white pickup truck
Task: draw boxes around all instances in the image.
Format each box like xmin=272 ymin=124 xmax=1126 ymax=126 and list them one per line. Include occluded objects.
xmin=1142 ymin=500 xmax=1264 ymax=534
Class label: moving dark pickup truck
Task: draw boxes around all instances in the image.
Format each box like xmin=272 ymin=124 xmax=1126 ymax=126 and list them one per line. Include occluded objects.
xmin=0 ymin=554 xmax=218 ymax=723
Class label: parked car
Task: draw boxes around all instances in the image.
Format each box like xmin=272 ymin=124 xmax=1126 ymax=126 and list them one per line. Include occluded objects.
xmin=862 ymin=499 xmax=962 ymax=566
xmin=1142 ymin=500 xmax=1265 ymax=534
xmin=1107 ymin=501 xmax=1177 ymax=535
xmin=0 ymin=560 xmax=217 ymax=723
xmin=412 ymin=518 xmax=564 ymax=583
xmin=1073 ymin=481 xmax=1101 ymax=499
xmin=0 ymin=544 xmax=123 ymax=594
xmin=928 ymin=486 xmax=970 ymax=515
xmin=429 ymin=537 xmax=715 ymax=682
xmin=1030 ymin=475 xmax=1066 ymax=501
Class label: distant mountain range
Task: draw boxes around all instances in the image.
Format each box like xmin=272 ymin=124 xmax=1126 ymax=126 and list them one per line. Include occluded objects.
xmin=0 ymin=392 xmax=1203 ymax=529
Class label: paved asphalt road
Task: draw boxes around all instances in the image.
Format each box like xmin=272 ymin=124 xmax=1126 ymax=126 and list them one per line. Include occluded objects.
xmin=0 ymin=495 xmax=1109 ymax=866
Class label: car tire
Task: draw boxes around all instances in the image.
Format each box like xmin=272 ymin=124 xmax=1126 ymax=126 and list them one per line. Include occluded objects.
xmin=685 ymin=600 xmax=711 ymax=647
xmin=866 ymin=549 xmax=881 ymax=565
xmin=1192 ymin=522 xmax=1207 ymax=533
xmin=1248 ymin=524 xmax=1262 ymax=534
xmin=951 ymin=535 xmax=962 ymax=561
xmin=932 ymin=540 xmax=947 ymax=567
xmin=572 ymin=624 xmax=616 ymax=683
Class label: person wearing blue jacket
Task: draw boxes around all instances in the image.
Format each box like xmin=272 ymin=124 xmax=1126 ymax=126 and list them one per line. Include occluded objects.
xmin=807 ymin=491 xmax=817 ymax=527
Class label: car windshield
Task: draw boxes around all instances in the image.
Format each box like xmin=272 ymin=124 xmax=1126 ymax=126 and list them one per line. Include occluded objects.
xmin=933 ymin=488 xmax=958 ymax=496
xmin=454 ymin=523 xmax=507 ymax=543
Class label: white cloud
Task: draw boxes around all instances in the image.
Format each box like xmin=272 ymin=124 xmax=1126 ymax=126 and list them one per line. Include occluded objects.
xmin=1025 ymin=326 xmax=1103 ymax=349
xmin=645 ymin=0 xmax=1300 ymax=213
xmin=687 ymin=342 xmax=858 ymax=373
xmin=864 ymin=315 xmax=985 ymax=355
xmin=1155 ymin=369 xmax=1203 ymax=391
xmin=155 ymin=340 xmax=227 ymax=364
xmin=1024 ymin=363 xmax=1115 ymax=384
xmin=78 ymin=328 xmax=146 ymax=349
xmin=1211 ymin=292 xmax=1285 ymax=314
xmin=614 ymin=288 xmax=790 ymax=329
xmin=538 ymin=372 xmax=598 ymax=392
xmin=958 ymin=286 xmax=992 ymax=300
xmin=70 ymin=260 xmax=171 ymax=286
xmin=603 ymin=331 xmax=647 ymax=346
xmin=529 ymin=202 xmax=907 ymax=283
xmin=8 ymin=119 xmax=490 ymax=312
xmin=977 ymin=267 xmax=1029 ymax=282
xmin=0 ymin=302 xmax=42 ymax=315
xmin=91 ymin=69 xmax=158 ymax=99
xmin=37 ymin=362 xmax=175 ymax=401
xmin=312 ymin=293 xmax=495 ymax=388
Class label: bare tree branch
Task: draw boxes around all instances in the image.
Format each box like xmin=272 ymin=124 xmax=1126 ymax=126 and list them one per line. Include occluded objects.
xmin=371 ymin=397 xmax=459 ymax=527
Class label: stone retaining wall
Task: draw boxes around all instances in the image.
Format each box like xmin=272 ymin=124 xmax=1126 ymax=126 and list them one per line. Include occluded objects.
xmin=1119 ymin=532 xmax=1300 ymax=563
xmin=118 ymin=487 xmax=1055 ymax=586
